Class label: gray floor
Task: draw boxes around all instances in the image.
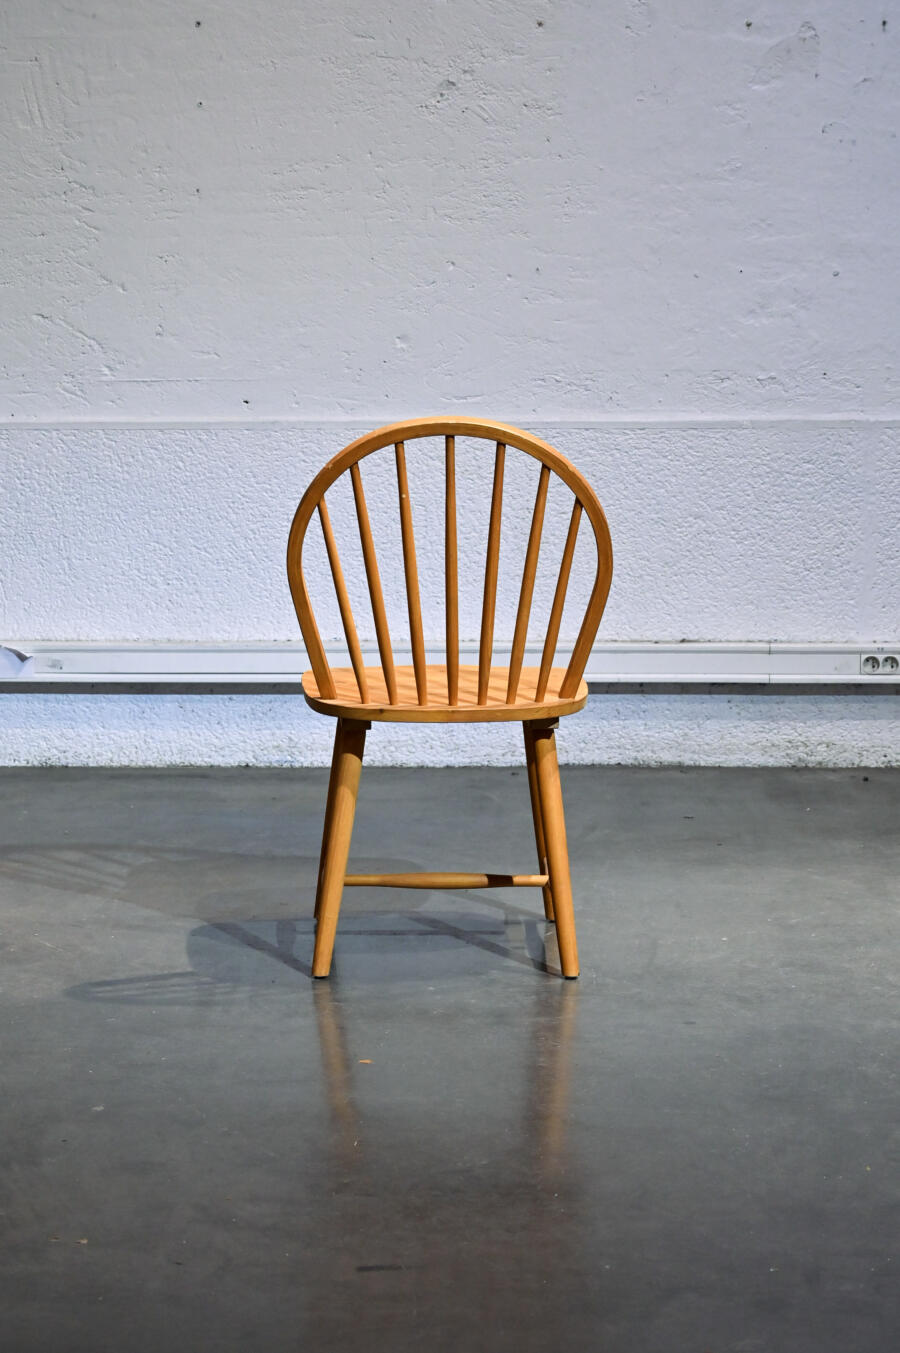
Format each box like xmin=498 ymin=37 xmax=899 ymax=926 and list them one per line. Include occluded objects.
xmin=1 ymin=766 xmax=897 ymax=1352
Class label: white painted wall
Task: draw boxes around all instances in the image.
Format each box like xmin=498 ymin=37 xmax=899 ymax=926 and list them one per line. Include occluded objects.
xmin=3 ymin=1 xmax=897 ymax=419
xmin=1 ymin=2 xmax=897 ymax=765
xmin=2 ymin=421 xmax=897 ymax=645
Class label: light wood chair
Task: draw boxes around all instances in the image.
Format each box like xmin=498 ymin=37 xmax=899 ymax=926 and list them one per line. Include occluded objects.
xmin=287 ymin=418 xmax=613 ymax=979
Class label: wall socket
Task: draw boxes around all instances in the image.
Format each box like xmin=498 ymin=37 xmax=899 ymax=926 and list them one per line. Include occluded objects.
xmin=861 ymin=652 xmax=900 ymax=674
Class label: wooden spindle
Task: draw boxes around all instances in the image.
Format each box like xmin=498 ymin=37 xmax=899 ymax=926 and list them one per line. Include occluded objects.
xmin=506 ymin=465 xmax=550 ymax=704
xmin=445 ymin=435 xmax=459 ymax=705
xmin=478 ymin=442 xmax=505 ymax=704
xmin=317 ymin=499 xmax=369 ymax=703
xmin=350 ymin=462 xmax=398 ymax=704
xmin=395 ymin=442 xmax=428 ymax=705
xmin=536 ymin=499 xmax=582 ymax=700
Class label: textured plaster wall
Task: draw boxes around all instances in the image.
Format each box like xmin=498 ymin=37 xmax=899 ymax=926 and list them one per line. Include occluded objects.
xmin=1 ymin=692 xmax=898 ymax=769
xmin=2 ymin=1 xmax=897 ymax=419
xmin=1 ymin=2 xmax=898 ymax=765
xmin=1 ymin=421 xmax=898 ymax=645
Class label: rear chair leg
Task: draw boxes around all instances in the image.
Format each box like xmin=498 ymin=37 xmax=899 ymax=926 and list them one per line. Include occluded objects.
xmin=531 ymin=722 xmax=579 ymax=978
xmin=523 ymin=723 xmax=555 ymax=921
xmin=314 ymin=723 xmax=343 ymax=921
xmin=312 ymin=718 xmax=368 ymax=978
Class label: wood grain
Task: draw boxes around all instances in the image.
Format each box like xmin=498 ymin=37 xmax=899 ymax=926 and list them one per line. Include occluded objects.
xmin=287 ymin=418 xmax=613 ymax=708
xmin=445 ymin=434 xmax=459 ymax=706
xmin=532 ymin=723 xmax=579 ymax=977
xmin=350 ymin=462 xmax=398 ymax=704
xmin=302 ymin=664 xmax=587 ymax=723
xmin=283 ymin=418 xmax=613 ymax=979
xmin=312 ymin=718 xmax=368 ymax=978
xmin=537 ymin=500 xmax=582 ymax=700
xmin=344 ymin=872 xmax=549 ymax=888
xmin=507 ymin=464 xmax=550 ymax=703
xmin=523 ymin=722 xmax=555 ymax=921
xmin=394 ymin=441 xmax=427 ymax=704
xmin=478 ymin=442 xmax=505 ymax=704
xmin=317 ymin=498 xmax=368 ymax=703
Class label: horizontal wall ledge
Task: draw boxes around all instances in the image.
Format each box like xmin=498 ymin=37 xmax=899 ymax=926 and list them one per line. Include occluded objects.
xmin=4 ymin=414 xmax=900 ymax=431
xmin=2 ymin=642 xmax=899 ymax=690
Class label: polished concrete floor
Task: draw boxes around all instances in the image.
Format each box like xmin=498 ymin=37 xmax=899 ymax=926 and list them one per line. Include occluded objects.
xmin=1 ymin=765 xmax=897 ymax=1352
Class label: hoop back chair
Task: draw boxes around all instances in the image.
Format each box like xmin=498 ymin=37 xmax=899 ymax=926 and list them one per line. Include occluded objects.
xmin=287 ymin=418 xmax=613 ymax=979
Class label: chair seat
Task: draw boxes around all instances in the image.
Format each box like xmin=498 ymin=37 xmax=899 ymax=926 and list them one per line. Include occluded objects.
xmin=301 ymin=664 xmax=588 ymax=723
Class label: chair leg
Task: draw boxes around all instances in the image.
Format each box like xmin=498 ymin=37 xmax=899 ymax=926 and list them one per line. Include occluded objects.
xmin=523 ymin=723 xmax=555 ymax=921
xmin=531 ymin=722 xmax=579 ymax=978
xmin=314 ymin=722 xmax=343 ymax=922
xmin=312 ymin=718 xmax=368 ymax=978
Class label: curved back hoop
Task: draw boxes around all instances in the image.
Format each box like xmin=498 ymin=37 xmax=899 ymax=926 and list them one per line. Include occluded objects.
xmin=286 ymin=418 xmax=613 ymax=706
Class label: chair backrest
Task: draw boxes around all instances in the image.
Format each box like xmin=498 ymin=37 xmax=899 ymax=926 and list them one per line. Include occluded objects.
xmin=287 ymin=418 xmax=613 ymax=706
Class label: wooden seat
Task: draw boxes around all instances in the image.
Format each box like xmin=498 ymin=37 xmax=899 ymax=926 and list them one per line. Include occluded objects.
xmin=302 ymin=665 xmax=588 ymax=722
xmin=287 ymin=417 xmax=613 ymax=979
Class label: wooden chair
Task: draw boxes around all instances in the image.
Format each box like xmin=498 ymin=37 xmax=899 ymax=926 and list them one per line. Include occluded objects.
xmin=287 ymin=418 xmax=613 ymax=979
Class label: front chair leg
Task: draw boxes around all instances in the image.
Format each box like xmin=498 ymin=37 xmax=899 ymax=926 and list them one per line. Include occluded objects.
xmin=523 ymin=723 xmax=555 ymax=921
xmin=531 ymin=722 xmax=579 ymax=978
xmin=312 ymin=718 xmax=368 ymax=978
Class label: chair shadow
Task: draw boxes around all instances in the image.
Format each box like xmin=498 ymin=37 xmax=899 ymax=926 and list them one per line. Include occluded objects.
xmin=66 ymin=894 xmax=563 ymax=1005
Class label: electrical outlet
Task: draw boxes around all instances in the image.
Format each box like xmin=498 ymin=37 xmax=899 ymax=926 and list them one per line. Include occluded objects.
xmin=861 ymin=652 xmax=899 ymax=674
